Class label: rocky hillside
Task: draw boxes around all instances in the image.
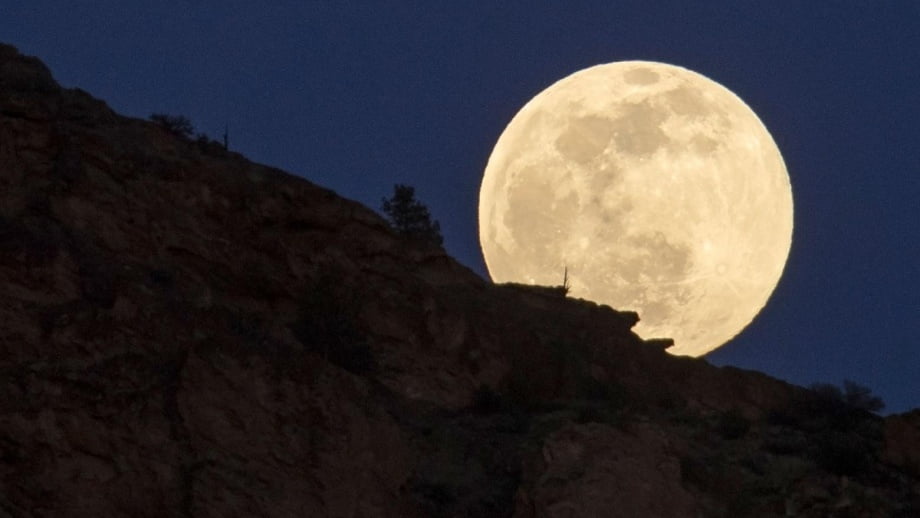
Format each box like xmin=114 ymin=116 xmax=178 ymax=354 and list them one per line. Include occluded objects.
xmin=1 ymin=43 xmax=918 ymax=517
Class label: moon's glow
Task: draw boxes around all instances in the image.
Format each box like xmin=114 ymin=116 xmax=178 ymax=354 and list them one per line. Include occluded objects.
xmin=479 ymin=61 xmax=793 ymax=356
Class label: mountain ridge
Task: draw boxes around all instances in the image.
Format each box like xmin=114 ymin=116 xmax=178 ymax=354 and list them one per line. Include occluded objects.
xmin=1 ymin=43 xmax=918 ymax=517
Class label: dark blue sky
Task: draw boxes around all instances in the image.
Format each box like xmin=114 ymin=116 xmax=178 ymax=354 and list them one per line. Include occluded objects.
xmin=3 ymin=2 xmax=918 ymax=413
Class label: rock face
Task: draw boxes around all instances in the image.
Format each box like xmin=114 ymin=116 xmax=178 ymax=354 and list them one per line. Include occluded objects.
xmin=514 ymin=422 xmax=699 ymax=517
xmin=1 ymin=43 xmax=919 ymax=517
xmin=884 ymin=410 xmax=920 ymax=477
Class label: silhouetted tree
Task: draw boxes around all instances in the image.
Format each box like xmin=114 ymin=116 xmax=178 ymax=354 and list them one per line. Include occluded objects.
xmin=809 ymin=382 xmax=844 ymax=404
xmin=381 ymin=184 xmax=443 ymax=246
xmin=149 ymin=113 xmax=194 ymax=138
xmin=810 ymin=379 xmax=885 ymax=413
xmin=842 ymin=379 xmax=885 ymax=413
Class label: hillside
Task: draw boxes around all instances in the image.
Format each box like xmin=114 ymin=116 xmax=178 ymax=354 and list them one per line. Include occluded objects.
xmin=1 ymin=43 xmax=918 ymax=517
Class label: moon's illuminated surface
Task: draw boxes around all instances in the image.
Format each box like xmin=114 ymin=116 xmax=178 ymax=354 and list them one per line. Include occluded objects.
xmin=479 ymin=61 xmax=793 ymax=356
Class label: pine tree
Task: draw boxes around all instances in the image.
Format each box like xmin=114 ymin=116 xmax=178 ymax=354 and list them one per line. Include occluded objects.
xmin=381 ymin=184 xmax=443 ymax=247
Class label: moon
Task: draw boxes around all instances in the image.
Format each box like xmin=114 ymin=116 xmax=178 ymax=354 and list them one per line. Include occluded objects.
xmin=479 ymin=61 xmax=793 ymax=356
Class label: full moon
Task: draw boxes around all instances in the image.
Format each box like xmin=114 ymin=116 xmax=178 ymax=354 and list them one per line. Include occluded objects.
xmin=479 ymin=61 xmax=793 ymax=356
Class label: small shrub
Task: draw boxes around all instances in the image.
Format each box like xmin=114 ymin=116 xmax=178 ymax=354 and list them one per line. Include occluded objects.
xmin=773 ymin=381 xmax=884 ymax=436
xmin=195 ymin=132 xmax=227 ymax=155
xmin=842 ymin=379 xmax=885 ymax=413
xmin=810 ymin=382 xmax=844 ymax=403
xmin=150 ymin=113 xmax=194 ymax=138
xmin=809 ymin=379 xmax=885 ymax=414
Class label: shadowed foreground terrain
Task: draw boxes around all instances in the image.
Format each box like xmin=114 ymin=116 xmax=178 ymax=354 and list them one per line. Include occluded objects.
xmin=1 ymin=43 xmax=919 ymax=517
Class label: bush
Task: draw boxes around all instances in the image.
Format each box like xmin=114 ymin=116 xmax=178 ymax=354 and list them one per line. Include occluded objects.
xmin=195 ymin=132 xmax=227 ymax=154
xmin=809 ymin=382 xmax=844 ymax=403
xmin=150 ymin=113 xmax=194 ymax=138
xmin=842 ymin=379 xmax=885 ymax=413
xmin=809 ymin=379 xmax=884 ymax=414
xmin=769 ymin=382 xmax=886 ymax=477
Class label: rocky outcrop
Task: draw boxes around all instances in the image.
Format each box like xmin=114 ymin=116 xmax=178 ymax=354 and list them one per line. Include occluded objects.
xmin=1 ymin=43 xmax=918 ymax=517
xmin=514 ymin=422 xmax=698 ymax=517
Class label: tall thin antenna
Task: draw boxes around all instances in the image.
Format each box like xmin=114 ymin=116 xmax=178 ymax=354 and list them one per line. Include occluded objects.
xmin=562 ymin=265 xmax=570 ymax=295
xmin=222 ymin=123 xmax=229 ymax=150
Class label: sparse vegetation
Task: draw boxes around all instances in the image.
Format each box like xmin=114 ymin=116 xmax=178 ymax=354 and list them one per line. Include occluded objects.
xmin=841 ymin=379 xmax=886 ymax=413
xmin=149 ymin=113 xmax=195 ymax=138
xmin=809 ymin=379 xmax=885 ymax=413
xmin=194 ymin=132 xmax=227 ymax=155
xmin=765 ymin=381 xmax=885 ymax=478
xmin=148 ymin=113 xmax=229 ymax=154
xmin=381 ymin=184 xmax=443 ymax=246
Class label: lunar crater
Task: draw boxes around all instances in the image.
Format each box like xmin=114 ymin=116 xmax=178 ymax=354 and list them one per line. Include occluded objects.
xmin=554 ymin=115 xmax=614 ymax=163
xmin=623 ymin=67 xmax=660 ymax=85
xmin=610 ymin=102 xmax=668 ymax=156
xmin=661 ymin=85 xmax=711 ymax=118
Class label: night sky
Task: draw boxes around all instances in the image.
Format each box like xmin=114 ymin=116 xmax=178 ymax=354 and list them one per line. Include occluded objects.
xmin=3 ymin=2 xmax=918 ymax=413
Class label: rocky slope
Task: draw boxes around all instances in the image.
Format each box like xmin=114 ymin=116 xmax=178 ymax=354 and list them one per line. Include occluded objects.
xmin=1 ymin=43 xmax=918 ymax=517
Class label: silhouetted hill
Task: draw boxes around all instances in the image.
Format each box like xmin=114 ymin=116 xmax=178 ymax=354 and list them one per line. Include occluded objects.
xmin=1 ymin=43 xmax=918 ymax=517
